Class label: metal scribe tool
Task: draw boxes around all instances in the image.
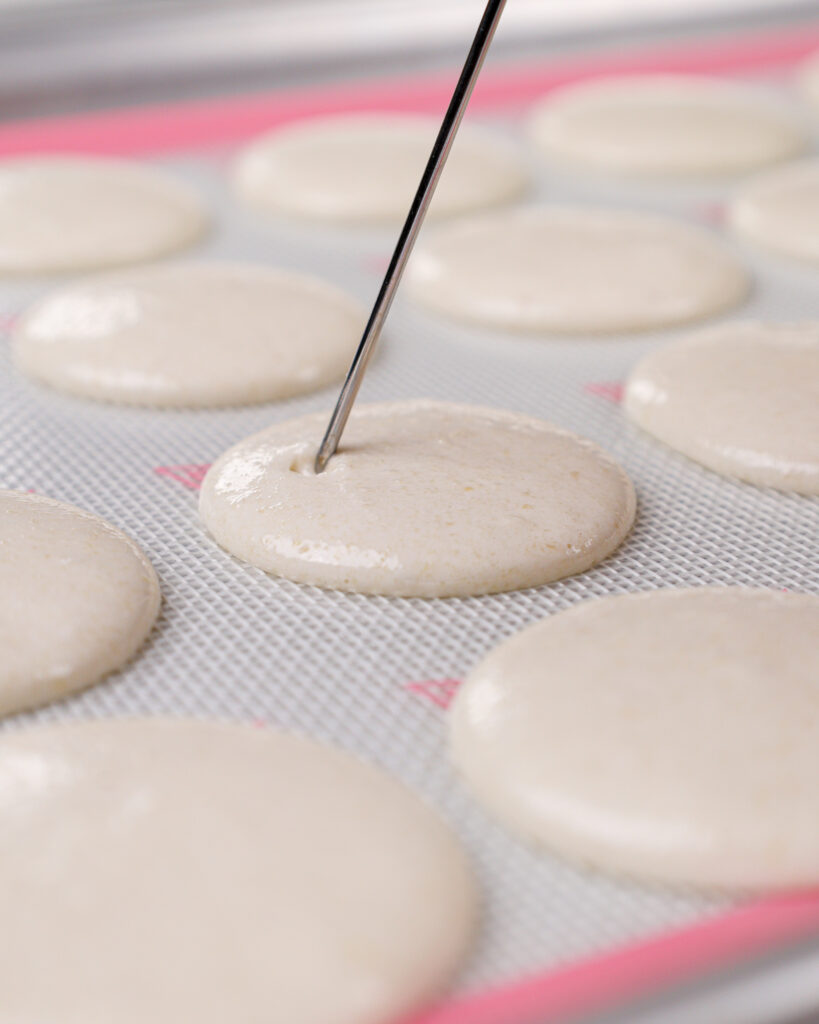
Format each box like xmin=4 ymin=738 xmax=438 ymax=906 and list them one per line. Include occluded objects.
xmin=314 ymin=0 xmax=507 ymax=473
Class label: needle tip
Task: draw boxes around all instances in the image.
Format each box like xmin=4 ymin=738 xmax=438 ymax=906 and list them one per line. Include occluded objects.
xmin=314 ymin=442 xmax=332 ymax=475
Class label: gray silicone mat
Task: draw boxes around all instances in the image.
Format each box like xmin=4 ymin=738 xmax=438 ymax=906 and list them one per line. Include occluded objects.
xmin=0 ymin=54 xmax=818 ymax=1005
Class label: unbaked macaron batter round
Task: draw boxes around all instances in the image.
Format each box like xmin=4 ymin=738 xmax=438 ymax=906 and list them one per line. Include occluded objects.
xmin=798 ymin=52 xmax=819 ymax=109
xmin=625 ymin=320 xmax=819 ymax=494
xmin=0 ymin=718 xmax=477 ymax=1024
xmin=0 ymin=490 xmax=160 ymax=716
xmin=12 ymin=263 xmax=366 ymax=406
xmin=234 ymin=113 xmax=529 ymax=224
xmin=0 ymin=157 xmax=208 ymax=274
xmin=450 ymin=587 xmax=819 ymax=890
xmin=729 ymin=158 xmax=819 ymax=263
xmin=199 ymin=401 xmax=636 ymax=597
xmin=408 ymin=207 xmax=749 ymax=334
xmin=529 ymin=75 xmax=806 ymax=177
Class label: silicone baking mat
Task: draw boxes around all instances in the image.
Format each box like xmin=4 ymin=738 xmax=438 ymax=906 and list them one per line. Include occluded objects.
xmin=1 ymin=18 xmax=819 ymax=1024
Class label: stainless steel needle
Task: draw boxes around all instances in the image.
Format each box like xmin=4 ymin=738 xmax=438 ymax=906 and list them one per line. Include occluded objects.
xmin=314 ymin=0 xmax=507 ymax=473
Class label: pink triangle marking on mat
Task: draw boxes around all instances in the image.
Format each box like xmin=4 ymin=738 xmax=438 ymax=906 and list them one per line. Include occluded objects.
xmin=584 ymin=381 xmax=624 ymax=403
xmin=0 ymin=311 xmax=19 ymax=332
xmin=154 ymin=463 xmax=211 ymax=491
xmin=697 ymin=202 xmax=726 ymax=225
xmin=364 ymin=254 xmax=391 ymax=274
xmin=405 ymin=678 xmax=462 ymax=710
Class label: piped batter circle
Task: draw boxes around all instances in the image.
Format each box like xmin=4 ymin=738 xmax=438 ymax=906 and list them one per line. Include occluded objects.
xmin=625 ymin=320 xmax=819 ymax=494
xmin=529 ymin=75 xmax=806 ymax=177
xmin=798 ymin=53 xmax=819 ymax=109
xmin=12 ymin=263 xmax=367 ymax=406
xmin=199 ymin=400 xmax=636 ymax=598
xmin=450 ymin=587 xmax=819 ymax=890
xmin=408 ymin=206 xmax=749 ymax=334
xmin=0 ymin=718 xmax=478 ymax=1024
xmin=0 ymin=157 xmax=208 ymax=274
xmin=0 ymin=490 xmax=160 ymax=715
xmin=233 ymin=113 xmax=529 ymax=224
xmin=729 ymin=158 xmax=819 ymax=263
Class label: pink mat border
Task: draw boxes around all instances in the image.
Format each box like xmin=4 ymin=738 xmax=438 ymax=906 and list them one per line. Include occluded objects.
xmin=7 ymin=18 xmax=819 ymax=1024
xmin=410 ymin=890 xmax=819 ymax=1023
xmin=1 ymin=22 xmax=818 ymax=157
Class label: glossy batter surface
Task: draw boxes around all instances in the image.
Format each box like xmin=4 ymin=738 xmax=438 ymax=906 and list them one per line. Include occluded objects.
xmin=0 ymin=157 xmax=208 ymax=274
xmin=0 ymin=491 xmax=160 ymax=715
xmin=450 ymin=587 xmax=819 ymax=889
xmin=625 ymin=321 xmax=819 ymax=494
xmin=234 ymin=113 xmax=529 ymax=224
xmin=12 ymin=263 xmax=366 ymax=406
xmin=408 ymin=207 xmax=749 ymax=334
xmin=530 ymin=75 xmax=805 ymax=177
xmin=0 ymin=719 xmax=478 ymax=1024
xmin=199 ymin=401 xmax=636 ymax=597
xmin=730 ymin=158 xmax=819 ymax=263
